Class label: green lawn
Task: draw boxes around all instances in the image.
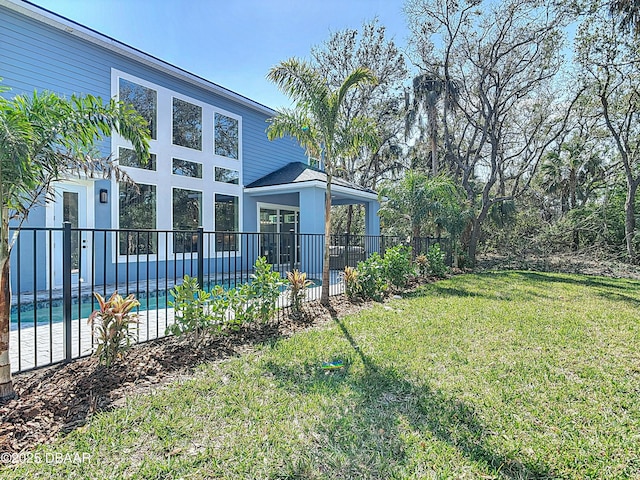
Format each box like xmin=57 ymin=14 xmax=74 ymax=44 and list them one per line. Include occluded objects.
xmin=4 ymin=271 xmax=640 ymax=479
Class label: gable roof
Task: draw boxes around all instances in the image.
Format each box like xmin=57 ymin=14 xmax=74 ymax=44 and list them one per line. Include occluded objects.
xmin=1 ymin=0 xmax=275 ymax=116
xmin=245 ymin=162 xmax=377 ymax=195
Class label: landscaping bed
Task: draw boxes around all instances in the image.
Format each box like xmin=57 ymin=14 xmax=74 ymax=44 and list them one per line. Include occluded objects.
xmin=0 ymin=296 xmax=379 ymax=455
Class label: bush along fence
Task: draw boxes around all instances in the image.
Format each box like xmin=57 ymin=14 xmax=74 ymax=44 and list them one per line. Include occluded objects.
xmin=7 ymin=224 xmax=450 ymax=373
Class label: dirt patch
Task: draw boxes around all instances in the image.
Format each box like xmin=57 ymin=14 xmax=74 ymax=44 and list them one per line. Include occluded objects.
xmin=476 ymin=252 xmax=640 ymax=280
xmin=0 ymin=295 xmax=379 ymax=455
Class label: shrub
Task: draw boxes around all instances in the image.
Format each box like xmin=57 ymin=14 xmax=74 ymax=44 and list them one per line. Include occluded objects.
xmin=286 ymin=269 xmax=313 ymax=314
xmin=415 ymin=254 xmax=428 ymax=276
xmin=89 ymin=291 xmax=140 ymax=368
xmin=226 ymin=283 xmax=252 ymax=330
xmin=426 ymin=243 xmax=448 ymax=277
xmin=230 ymin=257 xmax=285 ymax=325
xmin=166 ymin=275 xmax=215 ymax=343
xmin=342 ymin=266 xmax=360 ymax=300
xmin=357 ymin=252 xmax=388 ymax=302
xmin=382 ymin=245 xmax=414 ymax=289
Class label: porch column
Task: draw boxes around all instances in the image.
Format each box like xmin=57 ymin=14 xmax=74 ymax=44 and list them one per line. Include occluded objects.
xmin=299 ymin=187 xmax=325 ymax=277
xmin=365 ymin=200 xmax=381 ymax=256
xmin=365 ymin=200 xmax=380 ymax=236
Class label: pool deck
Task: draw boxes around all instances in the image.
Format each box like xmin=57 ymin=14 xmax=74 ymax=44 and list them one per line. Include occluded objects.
xmin=10 ymin=275 xmax=345 ymax=373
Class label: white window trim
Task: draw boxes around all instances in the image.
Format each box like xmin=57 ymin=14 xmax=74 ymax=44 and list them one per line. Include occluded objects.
xmin=110 ymin=69 xmax=243 ymax=262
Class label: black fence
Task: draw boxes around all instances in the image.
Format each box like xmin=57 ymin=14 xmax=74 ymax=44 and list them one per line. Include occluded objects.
xmin=8 ymin=225 xmax=447 ymax=374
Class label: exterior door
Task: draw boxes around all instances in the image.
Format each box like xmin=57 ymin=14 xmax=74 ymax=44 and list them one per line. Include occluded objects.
xmin=51 ymin=183 xmax=91 ymax=288
xmin=258 ymin=206 xmax=299 ymax=267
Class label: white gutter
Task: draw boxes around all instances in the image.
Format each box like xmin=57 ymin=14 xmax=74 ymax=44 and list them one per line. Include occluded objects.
xmin=244 ymin=180 xmax=379 ymax=202
xmin=1 ymin=0 xmax=276 ymax=117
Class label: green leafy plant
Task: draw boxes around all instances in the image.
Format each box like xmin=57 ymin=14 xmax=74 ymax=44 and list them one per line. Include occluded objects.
xmin=166 ymin=275 xmax=214 ymax=343
xmin=342 ymin=266 xmax=360 ymax=300
xmin=286 ymin=269 xmax=313 ymax=314
xmin=382 ymin=245 xmax=415 ymax=289
xmin=415 ymin=254 xmax=428 ymax=276
xmin=426 ymin=243 xmax=448 ymax=277
xmin=228 ymin=257 xmax=285 ymax=326
xmin=247 ymin=257 xmax=285 ymax=323
xmin=227 ymin=283 xmax=252 ymax=330
xmin=357 ymin=252 xmax=388 ymax=302
xmin=88 ymin=292 xmax=140 ymax=368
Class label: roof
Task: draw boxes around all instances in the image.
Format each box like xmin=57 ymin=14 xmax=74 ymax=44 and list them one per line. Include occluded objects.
xmin=2 ymin=0 xmax=275 ymax=116
xmin=245 ymin=162 xmax=377 ymax=195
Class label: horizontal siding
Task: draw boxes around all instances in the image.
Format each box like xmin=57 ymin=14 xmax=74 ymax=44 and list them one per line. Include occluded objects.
xmin=0 ymin=4 xmax=307 ymax=183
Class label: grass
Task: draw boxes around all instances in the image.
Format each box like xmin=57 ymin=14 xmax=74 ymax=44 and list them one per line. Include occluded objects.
xmin=4 ymin=271 xmax=640 ymax=479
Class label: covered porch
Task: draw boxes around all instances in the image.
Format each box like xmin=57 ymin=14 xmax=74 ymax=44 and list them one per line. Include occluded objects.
xmin=243 ymin=162 xmax=380 ymax=273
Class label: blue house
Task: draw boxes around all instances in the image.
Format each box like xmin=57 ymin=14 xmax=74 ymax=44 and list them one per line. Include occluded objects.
xmin=0 ymin=0 xmax=381 ymax=293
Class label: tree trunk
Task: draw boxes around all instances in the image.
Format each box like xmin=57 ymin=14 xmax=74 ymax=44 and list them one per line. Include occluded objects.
xmin=467 ymin=220 xmax=481 ymax=268
xmin=624 ymin=180 xmax=638 ymax=264
xmin=321 ymin=175 xmax=333 ymax=305
xmin=345 ymin=204 xmax=353 ymax=235
xmin=0 ymin=213 xmax=14 ymax=400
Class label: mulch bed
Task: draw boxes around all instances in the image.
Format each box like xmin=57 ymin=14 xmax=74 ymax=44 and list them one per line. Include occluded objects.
xmin=0 ymin=295 xmax=381 ymax=455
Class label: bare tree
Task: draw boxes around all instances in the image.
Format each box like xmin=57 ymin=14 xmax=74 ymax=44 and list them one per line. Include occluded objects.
xmin=405 ymin=0 xmax=572 ymax=264
xmin=576 ymin=2 xmax=640 ymax=262
xmin=609 ymin=0 xmax=640 ymax=35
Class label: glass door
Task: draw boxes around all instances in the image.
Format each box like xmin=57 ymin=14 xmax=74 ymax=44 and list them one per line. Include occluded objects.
xmin=52 ymin=183 xmax=91 ymax=288
xmin=280 ymin=209 xmax=297 ymax=266
xmin=258 ymin=206 xmax=299 ymax=267
xmin=259 ymin=208 xmax=279 ymax=265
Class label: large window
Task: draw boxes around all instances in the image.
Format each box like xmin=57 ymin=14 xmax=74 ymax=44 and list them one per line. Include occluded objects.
xmin=173 ymin=188 xmax=202 ymax=253
xmin=113 ymin=71 xmax=244 ymax=259
xmin=119 ymin=78 xmax=157 ymax=140
xmin=214 ymin=167 xmax=239 ymax=184
xmin=173 ymin=98 xmax=202 ymax=150
xmin=119 ymin=182 xmax=157 ymax=255
xmin=214 ymin=113 xmax=238 ymax=159
xmin=119 ymin=147 xmax=156 ymax=170
xmin=215 ymin=194 xmax=239 ymax=251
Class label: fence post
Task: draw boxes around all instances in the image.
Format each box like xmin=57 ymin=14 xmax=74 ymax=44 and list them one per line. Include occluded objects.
xmin=344 ymin=232 xmax=350 ymax=268
xmin=289 ymin=229 xmax=295 ymax=274
xmin=197 ymin=227 xmax=204 ymax=288
xmin=62 ymin=221 xmax=72 ymax=362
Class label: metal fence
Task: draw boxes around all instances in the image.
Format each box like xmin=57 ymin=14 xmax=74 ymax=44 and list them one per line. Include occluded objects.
xmin=8 ymin=224 xmax=447 ymax=374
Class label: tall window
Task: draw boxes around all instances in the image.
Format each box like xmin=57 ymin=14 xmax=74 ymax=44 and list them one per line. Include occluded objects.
xmin=173 ymin=188 xmax=202 ymax=253
xmin=215 ymin=194 xmax=239 ymax=251
xmin=214 ymin=113 xmax=238 ymax=159
xmin=173 ymin=98 xmax=202 ymax=150
xmin=119 ymin=78 xmax=157 ymax=140
xmin=119 ymin=147 xmax=156 ymax=170
xmin=119 ymin=182 xmax=157 ymax=255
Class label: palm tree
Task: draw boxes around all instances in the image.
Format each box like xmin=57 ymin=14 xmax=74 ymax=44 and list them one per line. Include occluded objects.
xmin=378 ymin=171 xmax=462 ymax=248
xmin=540 ymin=140 xmax=606 ymax=250
xmin=405 ymin=73 xmax=460 ymax=175
xmin=267 ymin=59 xmax=378 ymax=305
xmin=0 ymin=88 xmax=150 ymax=401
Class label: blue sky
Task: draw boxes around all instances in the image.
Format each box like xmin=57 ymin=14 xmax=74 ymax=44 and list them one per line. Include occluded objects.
xmin=32 ymin=0 xmax=411 ymax=109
